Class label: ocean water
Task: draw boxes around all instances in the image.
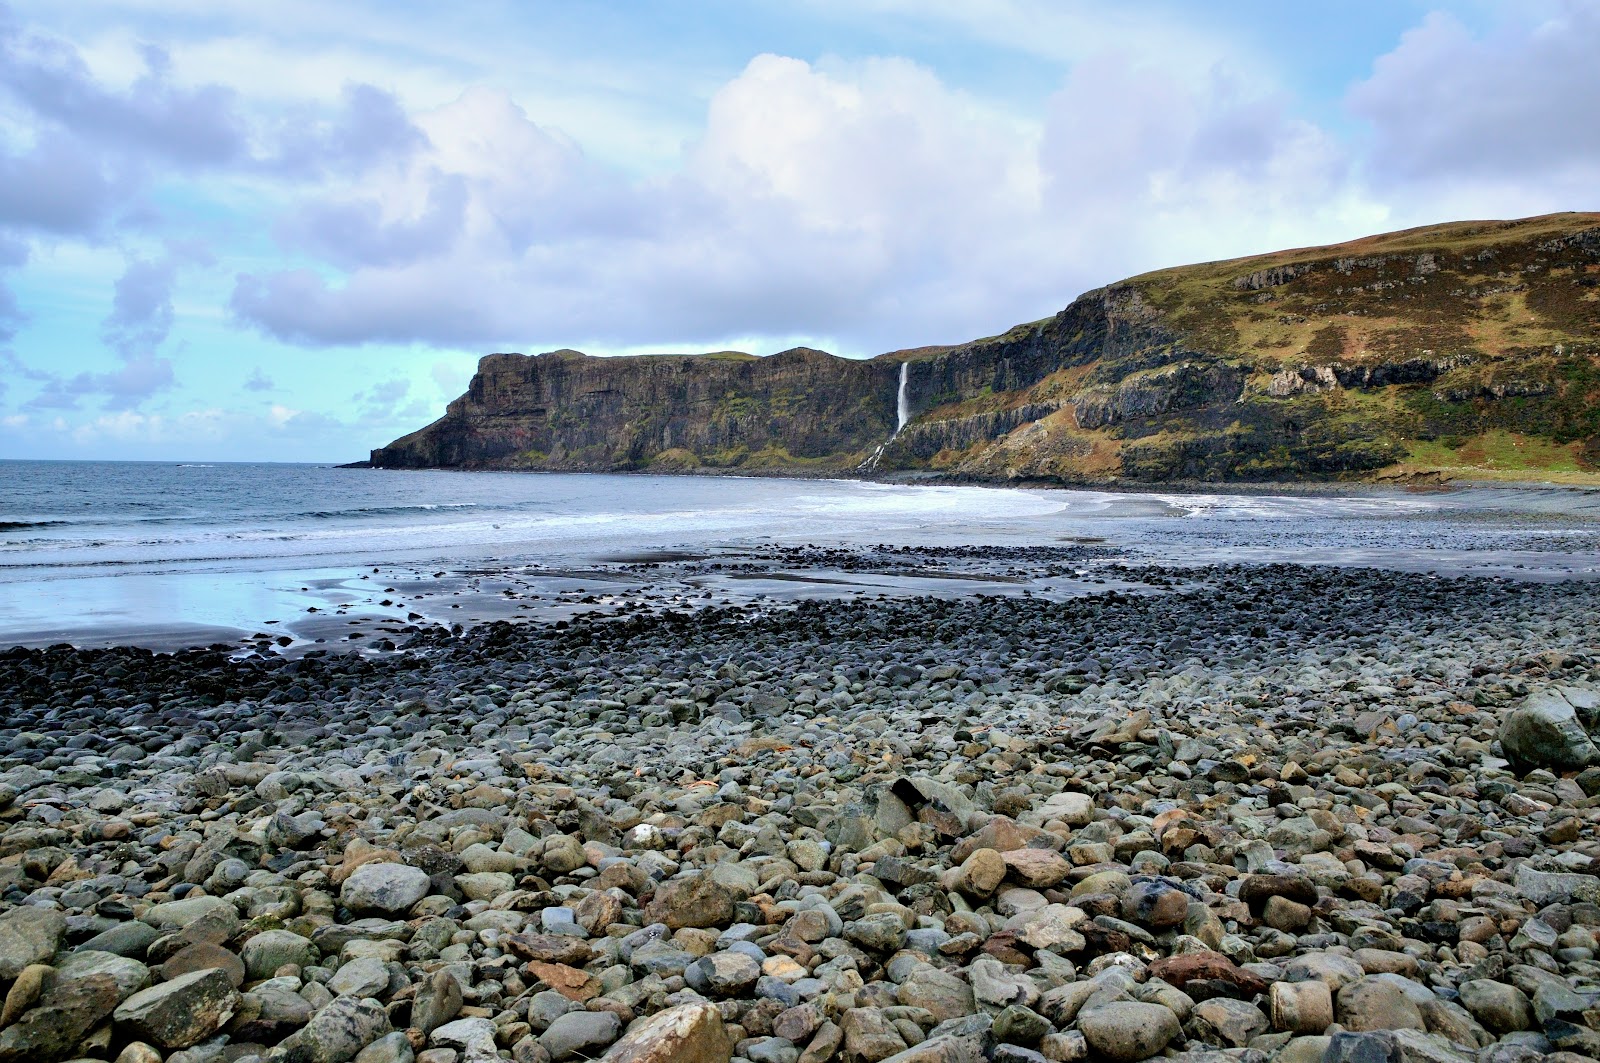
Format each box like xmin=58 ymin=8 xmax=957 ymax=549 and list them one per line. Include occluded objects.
xmin=2 ymin=460 xmax=1597 ymax=648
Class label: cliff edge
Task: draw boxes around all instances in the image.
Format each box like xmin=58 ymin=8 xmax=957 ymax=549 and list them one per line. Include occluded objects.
xmin=371 ymin=213 xmax=1600 ymax=482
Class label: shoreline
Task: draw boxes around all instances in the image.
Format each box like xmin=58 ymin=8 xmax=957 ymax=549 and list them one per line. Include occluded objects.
xmin=341 ymin=459 xmax=1600 ymax=495
xmin=2 ymin=562 xmax=1599 ymax=1061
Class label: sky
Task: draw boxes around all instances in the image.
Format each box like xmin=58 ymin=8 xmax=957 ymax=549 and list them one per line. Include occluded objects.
xmin=0 ymin=1 xmax=1597 ymax=462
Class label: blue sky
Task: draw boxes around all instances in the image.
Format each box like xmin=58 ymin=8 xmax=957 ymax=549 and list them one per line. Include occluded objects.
xmin=0 ymin=0 xmax=1595 ymax=461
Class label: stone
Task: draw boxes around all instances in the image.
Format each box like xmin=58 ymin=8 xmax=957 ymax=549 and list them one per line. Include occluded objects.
xmin=506 ymin=933 xmax=593 ymax=966
xmin=1270 ymin=979 xmax=1333 ymax=1034
xmin=1336 ymin=976 xmax=1426 ymax=1033
xmin=1189 ymin=997 xmax=1268 ymax=1047
xmin=1457 ymin=979 xmax=1532 ymax=1034
xmin=993 ymin=1004 xmax=1051 ymax=1045
xmin=956 ymin=849 xmax=1006 ymax=896
xmin=969 ymin=956 xmax=1038 ymax=1009
xmin=0 ymin=906 xmax=65 ymax=979
xmin=542 ymin=835 xmax=588 ymax=876
xmin=234 ymin=980 xmax=315 ymax=1041
xmin=685 ymin=952 xmax=761 ymax=997
xmin=844 ymin=913 xmax=908 ymax=953
xmin=1238 ymin=874 xmax=1318 ymax=909
xmin=773 ymin=1003 xmax=824 ymax=1044
xmin=1001 ymin=850 xmax=1072 ymax=889
xmin=340 ymin=863 xmax=432 ymax=915
xmin=411 ymin=970 xmax=464 ymax=1035
xmin=114 ymin=1044 xmax=164 ymax=1063
xmin=0 ymin=962 xmax=50 ymax=1028
xmin=1010 ymin=904 xmax=1087 ymax=952
xmin=1076 ymin=1002 xmax=1180 ymax=1062
xmin=242 ymin=928 xmax=320 ymax=980
xmin=329 ymin=956 xmax=391 ymax=997
xmin=155 ymin=941 xmax=244 ymax=988
xmin=897 ymin=966 xmax=976 ymax=1022
xmin=599 ymin=1002 xmax=732 ymax=1063
xmin=877 ymin=1033 xmax=986 ymax=1063
xmin=841 ymin=1008 xmax=908 ymax=1062
xmin=1122 ymin=881 xmax=1188 ymax=930
xmin=455 ymin=871 xmax=516 ymax=901
xmin=355 ymin=1032 xmax=417 ymax=1063
xmin=646 ymin=872 xmax=737 ymax=930
xmin=1513 ymin=865 xmax=1600 ymax=906
xmin=78 ymin=920 xmax=161 ymax=959
xmin=113 ymin=967 xmax=240 ymax=1051
xmin=541 ymin=1010 xmax=623 ymax=1061
xmin=1325 ymin=1031 xmax=1400 ymax=1063
xmin=1499 ymin=685 xmax=1600 ymax=775
xmin=432 ymin=1017 xmax=499 ymax=1061
xmin=1145 ymin=951 xmax=1269 ymax=997
xmin=1033 ymin=792 xmax=1095 ymax=828
xmin=56 ymin=949 xmax=151 ymax=1002
xmin=296 ymin=995 xmax=393 ymax=1063
xmin=1263 ymin=895 xmax=1313 ymax=932
xmin=141 ymin=895 xmax=237 ymax=932
xmin=525 ymin=961 xmax=601 ymax=1002
xmin=0 ymin=972 xmax=119 ymax=1063
xmin=1282 ymin=952 xmax=1366 ymax=992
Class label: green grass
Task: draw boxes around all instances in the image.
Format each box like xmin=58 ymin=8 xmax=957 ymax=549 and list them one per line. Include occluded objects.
xmin=1403 ymin=431 xmax=1591 ymax=473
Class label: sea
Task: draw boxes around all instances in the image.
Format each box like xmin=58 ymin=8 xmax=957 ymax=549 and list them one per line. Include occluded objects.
xmin=2 ymin=460 xmax=1598 ymax=649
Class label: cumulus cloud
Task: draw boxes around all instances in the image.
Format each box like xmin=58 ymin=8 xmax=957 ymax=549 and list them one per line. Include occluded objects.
xmin=102 ymin=254 xmax=176 ymax=354
xmin=229 ymin=52 xmax=1388 ymax=354
xmin=258 ymin=82 xmax=430 ymax=180
xmin=0 ymin=131 xmax=127 ymax=235
xmin=0 ymin=30 xmax=245 ymax=167
xmin=0 ymin=17 xmax=425 ymax=248
xmin=7 ymin=2 xmax=1598 ymax=463
xmin=1350 ymin=5 xmax=1600 ymax=188
xmin=22 ymin=354 xmax=175 ymax=411
xmin=1037 ymin=57 xmax=1373 ymax=275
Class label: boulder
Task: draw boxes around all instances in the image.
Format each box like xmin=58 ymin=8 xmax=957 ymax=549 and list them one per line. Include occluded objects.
xmin=1076 ymin=1002 xmax=1181 ymax=1062
xmin=294 ymin=995 xmax=393 ymax=1063
xmin=0 ymin=906 xmax=64 ymax=979
xmin=0 ymin=972 xmax=119 ymax=1063
xmin=113 ymin=967 xmax=240 ymax=1050
xmin=1499 ymin=685 xmax=1600 ymax=775
xmin=600 ymin=1002 xmax=732 ymax=1063
xmin=646 ymin=872 xmax=737 ymax=930
xmin=339 ymin=863 xmax=431 ymax=915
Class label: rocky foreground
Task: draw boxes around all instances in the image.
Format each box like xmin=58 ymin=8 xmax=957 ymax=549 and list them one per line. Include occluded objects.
xmin=3 ymin=562 xmax=1600 ymax=1063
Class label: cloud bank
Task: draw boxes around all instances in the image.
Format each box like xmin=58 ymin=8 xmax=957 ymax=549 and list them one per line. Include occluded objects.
xmin=0 ymin=1 xmax=1595 ymax=459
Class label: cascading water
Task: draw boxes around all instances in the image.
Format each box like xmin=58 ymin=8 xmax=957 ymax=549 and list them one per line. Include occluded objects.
xmin=895 ymin=361 xmax=910 ymax=434
xmin=860 ymin=362 xmax=912 ymax=471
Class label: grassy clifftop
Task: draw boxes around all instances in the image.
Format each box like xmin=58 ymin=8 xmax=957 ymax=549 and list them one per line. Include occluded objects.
xmin=373 ymin=213 xmax=1600 ymax=483
xmin=889 ymin=212 xmax=1600 ymax=483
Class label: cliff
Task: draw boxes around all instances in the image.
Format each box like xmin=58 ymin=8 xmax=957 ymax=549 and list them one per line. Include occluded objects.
xmin=371 ymin=213 xmax=1600 ymax=482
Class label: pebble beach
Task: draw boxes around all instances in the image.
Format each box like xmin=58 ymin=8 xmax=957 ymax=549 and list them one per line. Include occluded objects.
xmin=4 ymin=547 xmax=1600 ymax=1063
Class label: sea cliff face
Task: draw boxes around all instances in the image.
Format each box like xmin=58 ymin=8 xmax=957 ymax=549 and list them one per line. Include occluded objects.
xmin=372 ymin=213 xmax=1600 ymax=482
xmin=372 ymin=347 xmax=898 ymax=471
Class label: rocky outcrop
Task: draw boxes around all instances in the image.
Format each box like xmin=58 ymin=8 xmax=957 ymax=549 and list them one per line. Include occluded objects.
xmin=1072 ymin=362 xmax=1246 ymax=430
xmin=372 ymin=348 xmax=898 ymax=471
xmin=372 ymin=213 xmax=1600 ymax=482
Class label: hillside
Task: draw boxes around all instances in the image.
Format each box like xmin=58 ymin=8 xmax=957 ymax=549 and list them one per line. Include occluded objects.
xmin=370 ymin=213 xmax=1600 ymax=482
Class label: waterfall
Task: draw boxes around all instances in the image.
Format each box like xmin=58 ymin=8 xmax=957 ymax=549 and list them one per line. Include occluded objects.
xmin=861 ymin=362 xmax=912 ymax=472
xmin=895 ymin=361 xmax=910 ymax=434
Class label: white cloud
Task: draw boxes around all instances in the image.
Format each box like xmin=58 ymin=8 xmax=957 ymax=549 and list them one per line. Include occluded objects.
xmin=229 ymin=50 xmax=1395 ymax=355
xmin=1347 ymin=4 xmax=1600 ymax=218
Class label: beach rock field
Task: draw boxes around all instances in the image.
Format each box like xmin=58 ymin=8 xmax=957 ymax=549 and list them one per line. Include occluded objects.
xmin=2 ymin=560 xmax=1600 ymax=1063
